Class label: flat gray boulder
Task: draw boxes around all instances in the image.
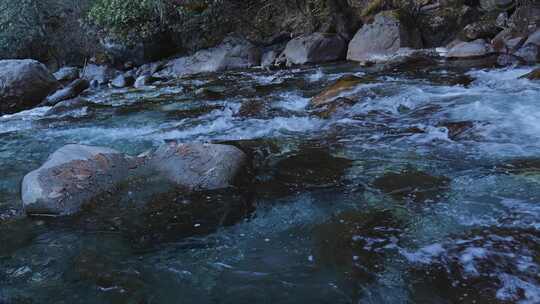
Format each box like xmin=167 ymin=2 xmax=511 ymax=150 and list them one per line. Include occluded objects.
xmin=347 ymin=10 xmax=422 ymax=63
xmin=277 ymin=32 xmax=347 ymax=66
xmin=21 ymin=145 xmax=133 ymax=216
xmin=447 ymin=39 xmax=495 ymax=58
xmin=158 ymin=37 xmax=261 ymax=77
xmin=148 ymin=142 xmax=248 ymax=191
xmin=0 ymin=59 xmax=59 ymax=115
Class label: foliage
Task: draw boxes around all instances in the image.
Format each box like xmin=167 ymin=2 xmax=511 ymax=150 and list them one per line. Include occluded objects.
xmin=0 ymin=0 xmax=94 ymax=64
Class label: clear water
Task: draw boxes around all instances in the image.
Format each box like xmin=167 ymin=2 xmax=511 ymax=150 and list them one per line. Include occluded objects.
xmin=1 ymin=63 xmax=540 ymax=303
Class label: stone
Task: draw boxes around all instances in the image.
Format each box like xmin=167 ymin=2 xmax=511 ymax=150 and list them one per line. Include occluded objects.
xmin=53 ymin=67 xmax=80 ymax=83
xmin=0 ymin=59 xmax=59 ymax=115
xmin=418 ymin=5 xmax=479 ymax=48
xmin=147 ymin=142 xmax=249 ymax=191
xmin=497 ymin=54 xmax=521 ymax=66
xmin=133 ymin=75 xmax=157 ymax=88
xmin=347 ymin=10 xmax=423 ymax=63
xmin=261 ymin=50 xmax=278 ymax=68
xmin=278 ymin=32 xmax=347 ymax=66
xmin=463 ymin=20 xmax=501 ymax=41
xmin=519 ymin=68 xmax=540 ymax=80
xmin=311 ymin=75 xmax=365 ymax=107
xmin=447 ymin=39 xmax=495 ymax=58
xmin=372 ymin=168 xmax=450 ymax=203
xmin=21 ymin=144 xmax=134 ymax=216
xmin=43 ymin=79 xmax=90 ymax=106
xmin=158 ymin=36 xmax=261 ymax=77
xmin=525 ymin=28 xmax=540 ymax=46
xmin=44 ymin=97 xmax=95 ymax=116
xmin=81 ymin=64 xmax=120 ymax=86
xmin=111 ymin=74 xmax=135 ymax=88
xmin=513 ymin=43 xmax=539 ymax=64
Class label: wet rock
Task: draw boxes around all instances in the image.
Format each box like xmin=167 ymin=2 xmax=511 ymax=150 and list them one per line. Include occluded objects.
xmin=194 ymin=86 xmax=227 ymax=100
xmin=53 ymin=66 xmax=79 ymax=83
xmin=447 ymin=39 xmax=495 ymax=59
xmin=216 ymin=138 xmax=280 ymax=170
xmin=314 ymin=209 xmax=404 ymax=283
xmin=513 ymin=43 xmax=539 ymax=64
xmin=372 ymin=168 xmax=450 ymax=203
xmin=378 ymin=49 xmax=439 ymax=72
xmin=347 ymin=10 xmax=422 ymax=63
xmin=43 ymin=79 xmax=90 ymax=106
xmin=409 ymin=227 xmax=540 ymax=304
xmin=165 ymin=103 xmax=224 ymax=119
xmin=21 ymin=144 xmax=134 ymax=216
xmin=497 ymin=158 xmax=540 ymax=174
xmin=44 ymin=97 xmax=95 ymax=116
xmin=0 ymin=59 xmax=60 ymax=115
xmin=133 ymin=75 xmax=156 ymax=88
xmin=158 ymin=36 xmax=261 ymax=77
xmin=277 ymin=32 xmax=347 ymax=66
xmin=437 ymin=121 xmax=475 ymax=140
xmin=274 ymin=148 xmax=352 ymax=189
xmin=311 ymin=75 xmax=366 ymax=107
xmin=147 ymin=142 xmax=249 ymax=191
xmin=519 ymin=68 xmax=540 ymax=80
xmin=111 ymin=74 xmax=135 ymax=88
xmin=312 ymin=97 xmax=357 ymax=119
xmin=237 ymin=99 xmax=270 ymax=118
xmin=491 ymin=29 xmax=525 ymax=53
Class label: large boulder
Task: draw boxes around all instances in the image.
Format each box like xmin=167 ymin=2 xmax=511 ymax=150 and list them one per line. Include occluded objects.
xmin=417 ymin=5 xmax=478 ymax=48
xmin=524 ymin=29 xmax=540 ymax=46
xmin=447 ymin=39 xmax=495 ymax=58
xmin=0 ymin=60 xmax=59 ymax=115
xmin=43 ymin=79 xmax=90 ymax=106
xmin=147 ymin=142 xmax=248 ymax=191
xmin=513 ymin=43 xmax=540 ymax=64
xmin=277 ymin=32 xmax=347 ymax=66
xmin=347 ymin=10 xmax=422 ymax=63
xmin=21 ymin=145 xmax=134 ymax=216
xmin=158 ymin=37 xmax=261 ymax=77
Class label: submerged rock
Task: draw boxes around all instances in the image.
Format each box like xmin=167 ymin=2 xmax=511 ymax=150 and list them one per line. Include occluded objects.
xmin=496 ymin=158 xmax=540 ymax=174
xmin=147 ymin=142 xmax=249 ymax=191
xmin=277 ymin=32 xmax=347 ymax=66
xmin=372 ymin=168 xmax=450 ymax=203
xmin=43 ymin=79 xmax=90 ymax=106
xmin=21 ymin=145 xmax=134 ymax=216
xmin=310 ymin=75 xmax=366 ymax=107
xmin=0 ymin=59 xmax=59 ymax=115
xmin=437 ymin=121 xmax=475 ymax=140
xmin=314 ymin=209 xmax=404 ymax=283
xmin=347 ymin=10 xmax=422 ymax=63
xmin=274 ymin=148 xmax=352 ymax=189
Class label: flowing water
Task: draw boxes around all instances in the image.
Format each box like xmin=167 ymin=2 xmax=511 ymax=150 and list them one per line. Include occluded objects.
xmin=1 ymin=63 xmax=540 ymax=303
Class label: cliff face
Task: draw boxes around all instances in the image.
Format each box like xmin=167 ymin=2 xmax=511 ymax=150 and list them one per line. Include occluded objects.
xmin=1 ymin=0 xmax=536 ymax=68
